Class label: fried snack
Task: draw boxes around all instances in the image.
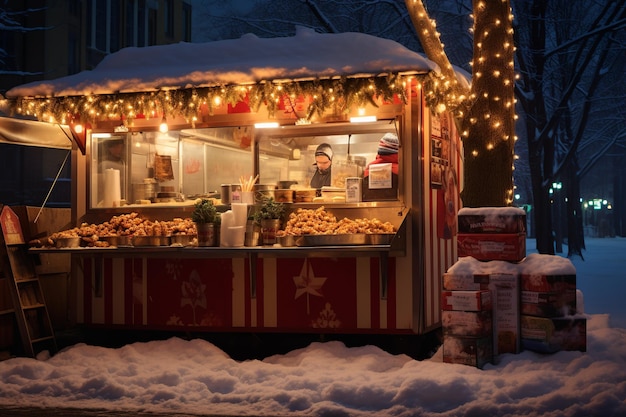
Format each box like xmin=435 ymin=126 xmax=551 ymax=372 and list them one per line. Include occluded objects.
xmin=45 ymin=212 xmax=196 ymax=247
xmin=281 ymin=206 xmax=395 ymax=236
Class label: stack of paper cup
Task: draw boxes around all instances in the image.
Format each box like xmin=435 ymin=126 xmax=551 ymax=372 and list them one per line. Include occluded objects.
xmin=231 ymin=203 xmax=248 ymax=225
xmin=228 ymin=226 xmax=245 ymax=247
xmin=230 ymin=203 xmax=248 ymax=247
xmin=220 ymin=211 xmax=234 ymax=246
xmin=104 ymin=168 xmax=121 ymax=207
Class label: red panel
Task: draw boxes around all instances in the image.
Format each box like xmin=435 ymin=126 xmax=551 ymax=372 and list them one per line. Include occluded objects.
xmin=369 ymin=257 xmax=380 ymax=328
xmin=131 ymin=258 xmax=143 ymax=325
xmin=146 ymin=258 xmax=233 ymax=328
xmin=386 ymin=257 xmax=397 ymax=328
xmin=104 ymin=258 xmax=113 ymax=324
xmin=253 ymin=256 xmax=262 ymax=328
xmin=83 ymin=258 xmax=92 ymax=324
xmin=275 ymin=258 xmax=357 ymax=330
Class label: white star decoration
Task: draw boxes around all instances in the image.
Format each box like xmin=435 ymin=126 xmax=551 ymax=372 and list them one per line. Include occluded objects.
xmin=293 ymin=259 xmax=327 ymax=315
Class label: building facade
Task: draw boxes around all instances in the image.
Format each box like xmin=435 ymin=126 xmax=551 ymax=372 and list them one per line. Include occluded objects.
xmin=2 ymin=0 xmax=192 ymax=95
xmin=1 ymin=0 xmax=192 ymax=207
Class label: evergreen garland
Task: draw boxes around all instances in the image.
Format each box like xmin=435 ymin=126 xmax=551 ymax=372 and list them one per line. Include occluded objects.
xmin=6 ymin=73 xmax=429 ymax=126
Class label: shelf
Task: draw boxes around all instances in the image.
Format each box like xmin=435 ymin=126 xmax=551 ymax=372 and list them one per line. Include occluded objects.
xmin=0 ymin=308 xmax=15 ymax=316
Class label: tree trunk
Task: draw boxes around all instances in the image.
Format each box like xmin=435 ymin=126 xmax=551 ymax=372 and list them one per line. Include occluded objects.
xmin=566 ymin=159 xmax=585 ymax=259
xmin=615 ymin=160 xmax=626 ymax=237
xmin=406 ymin=0 xmax=515 ymax=208
xmin=460 ymin=0 xmax=516 ymax=207
xmin=515 ymin=0 xmax=554 ymax=254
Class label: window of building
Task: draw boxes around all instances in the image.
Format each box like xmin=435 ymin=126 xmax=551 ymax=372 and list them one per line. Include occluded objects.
xmin=138 ymin=0 xmax=147 ymax=47
xmin=164 ymin=0 xmax=174 ymax=38
xmin=148 ymin=8 xmax=157 ymax=46
xmin=109 ymin=1 xmax=121 ymax=52
xmin=182 ymin=2 xmax=192 ymax=42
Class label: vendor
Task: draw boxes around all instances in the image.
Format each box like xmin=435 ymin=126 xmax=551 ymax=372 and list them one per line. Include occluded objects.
xmin=363 ymin=133 xmax=399 ymax=201
xmin=364 ymin=133 xmax=399 ymax=176
xmin=310 ymin=143 xmax=333 ymax=189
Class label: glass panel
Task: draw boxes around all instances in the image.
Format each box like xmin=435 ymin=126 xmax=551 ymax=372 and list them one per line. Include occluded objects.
xmin=257 ymin=123 xmax=398 ymax=198
xmin=88 ymin=123 xmax=400 ymax=208
xmin=90 ymin=127 xmax=255 ymax=208
xmin=180 ymin=127 xmax=254 ymax=198
xmin=91 ymin=133 xmax=129 ymax=208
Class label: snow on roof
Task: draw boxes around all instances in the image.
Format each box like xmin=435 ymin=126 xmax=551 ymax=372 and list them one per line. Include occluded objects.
xmin=7 ymin=27 xmax=439 ymax=98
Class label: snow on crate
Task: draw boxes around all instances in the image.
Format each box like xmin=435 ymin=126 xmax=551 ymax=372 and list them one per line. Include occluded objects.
xmin=457 ymin=207 xmax=527 ymax=262
xmin=519 ymin=253 xmax=578 ymax=317
xmin=443 ymin=250 xmax=586 ymax=365
xmin=458 ymin=206 xmax=526 ymax=234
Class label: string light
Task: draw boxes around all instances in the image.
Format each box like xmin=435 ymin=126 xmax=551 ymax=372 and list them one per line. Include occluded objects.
xmin=7 ymin=74 xmax=421 ymax=126
xmin=159 ymin=117 xmax=168 ymax=133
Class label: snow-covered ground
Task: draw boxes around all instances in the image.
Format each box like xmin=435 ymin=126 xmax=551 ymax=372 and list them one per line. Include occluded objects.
xmin=0 ymin=237 xmax=624 ymax=417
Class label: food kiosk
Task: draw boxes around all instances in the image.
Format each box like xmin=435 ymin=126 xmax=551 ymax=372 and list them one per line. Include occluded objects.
xmin=4 ymin=29 xmax=464 ymax=340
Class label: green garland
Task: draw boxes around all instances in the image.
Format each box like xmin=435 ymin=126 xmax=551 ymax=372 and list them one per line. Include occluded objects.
xmin=6 ymin=73 xmax=426 ymax=126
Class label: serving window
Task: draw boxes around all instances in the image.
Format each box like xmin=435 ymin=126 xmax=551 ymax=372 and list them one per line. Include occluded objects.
xmin=256 ymin=121 xmax=401 ymax=201
xmin=90 ymin=127 xmax=254 ymax=208
xmin=88 ymin=121 xmax=401 ymax=209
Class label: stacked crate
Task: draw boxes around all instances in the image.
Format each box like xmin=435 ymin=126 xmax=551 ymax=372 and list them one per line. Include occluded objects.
xmin=441 ymin=273 xmax=494 ymax=368
xmin=442 ymin=266 xmax=522 ymax=366
xmin=457 ymin=207 xmax=527 ymax=262
xmin=443 ymin=207 xmax=527 ymax=368
xmin=444 ymin=207 xmax=586 ymax=363
xmin=518 ymin=254 xmax=586 ymax=353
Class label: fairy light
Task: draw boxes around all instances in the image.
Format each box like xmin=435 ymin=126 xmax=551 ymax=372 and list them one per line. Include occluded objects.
xmin=8 ymin=74 xmax=417 ymax=128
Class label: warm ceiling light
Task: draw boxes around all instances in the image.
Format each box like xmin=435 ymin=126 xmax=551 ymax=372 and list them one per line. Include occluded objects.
xmin=349 ymin=115 xmax=377 ymax=123
xmin=254 ymin=122 xmax=280 ymax=128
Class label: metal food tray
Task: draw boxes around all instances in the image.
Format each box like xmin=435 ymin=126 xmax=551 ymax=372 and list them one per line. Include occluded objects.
xmin=295 ymin=233 xmax=395 ymax=247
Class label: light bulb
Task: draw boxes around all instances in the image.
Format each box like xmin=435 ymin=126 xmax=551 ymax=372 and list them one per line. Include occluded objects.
xmin=159 ymin=117 xmax=168 ymax=133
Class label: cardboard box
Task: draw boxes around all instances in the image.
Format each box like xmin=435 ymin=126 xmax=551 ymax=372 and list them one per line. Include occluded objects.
xmin=442 ymin=290 xmax=492 ymax=311
xmin=442 ymin=310 xmax=492 ymax=337
xmin=458 ymin=207 xmax=526 ymax=234
xmin=12 ymin=206 xmax=72 ymax=241
xmin=521 ymin=290 xmax=577 ymax=317
xmin=443 ymin=335 xmax=493 ymax=369
xmin=457 ymin=233 xmax=526 ymax=262
xmin=521 ymin=315 xmax=587 ymax=353
xmin=442 ymin=273 xmax=490 ymax=291
xmin=489 ymin=273 xmax=521 ymax=355
xmin=521 ymin=273 xmax=576 ymax=293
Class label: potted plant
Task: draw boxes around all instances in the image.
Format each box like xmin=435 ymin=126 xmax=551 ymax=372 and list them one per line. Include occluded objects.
xmin=253 ymin=197 xmax=285 ymax=245
xmin=192 ymin=199 xmax=218 ymax=246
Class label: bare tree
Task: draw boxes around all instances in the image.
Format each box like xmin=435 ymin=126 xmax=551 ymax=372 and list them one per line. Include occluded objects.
xmin=514 ymin=0 xmax=626 ymax=255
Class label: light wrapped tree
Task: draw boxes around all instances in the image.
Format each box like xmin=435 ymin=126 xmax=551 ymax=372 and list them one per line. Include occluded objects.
xmin=405 ymin=0 xmax=516 ymax=208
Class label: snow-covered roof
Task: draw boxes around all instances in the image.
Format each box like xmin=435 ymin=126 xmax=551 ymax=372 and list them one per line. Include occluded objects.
xmin=7 ymin=27 xmax=439 ymax=98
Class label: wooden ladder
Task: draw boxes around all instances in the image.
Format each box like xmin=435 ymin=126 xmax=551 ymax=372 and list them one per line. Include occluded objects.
xmin=0 ymin=205 xmax=57 ymax=358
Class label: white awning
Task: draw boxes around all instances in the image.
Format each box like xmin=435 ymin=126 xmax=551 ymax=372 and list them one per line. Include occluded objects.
xmin=0 ymin=116 xmax=72 ymax=149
